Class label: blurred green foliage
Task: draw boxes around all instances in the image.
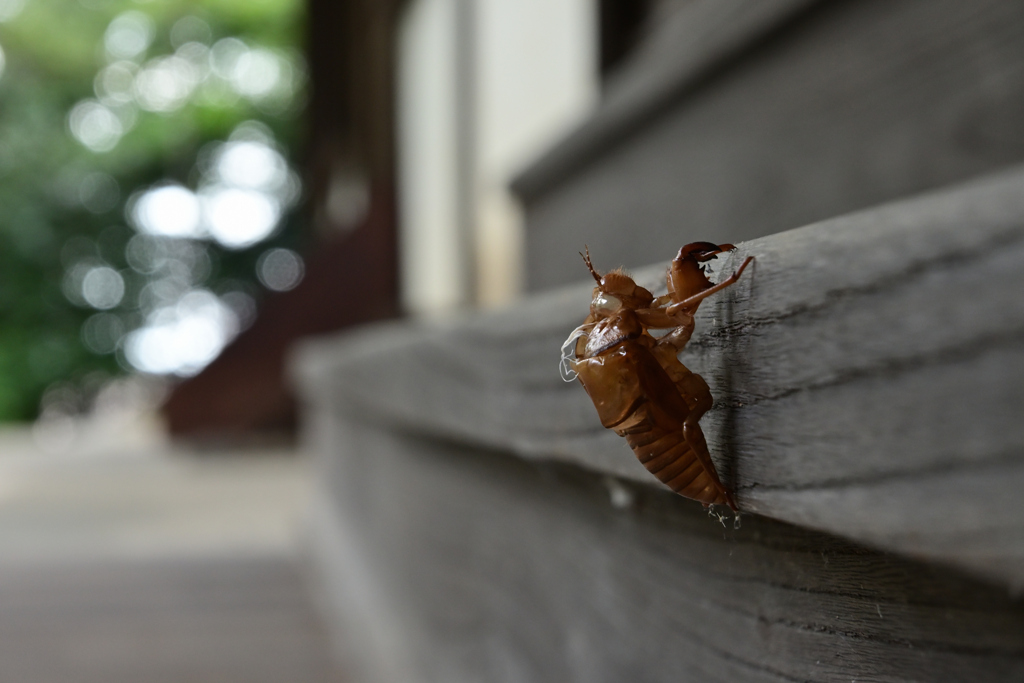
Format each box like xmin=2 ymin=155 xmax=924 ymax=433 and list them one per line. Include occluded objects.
xmin=0 ymin=0 xmax=307 ymax=421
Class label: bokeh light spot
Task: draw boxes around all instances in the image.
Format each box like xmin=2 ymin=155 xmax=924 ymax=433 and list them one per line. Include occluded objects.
xmin=123 ymin=289 xmax=238 ymax=376
xmin=95 ymin=61 xmax=137 ymax=105
xmin=221 ymin=290 xmax=257 ymax=330
xmin=210 ymin=37 xmax=247 ymax=79
xmin=125 ymin=234 xmax=161 ymax=274
xmin=170 ymin=16 xmax=212 ymax=48
xmin=104 ymin=11 xmax=154 ymax=60
xmin=230 ymin=48 xmax=284 ymax=98
xmin=134 ymin=56 xmax=199 ymax=112
xmin=256 ymin=248 xmax=304 ymax=292
xmin=216 ymin=140 xmax=287 ymax=190
xmin=81 ymin=266 xmax=125 ymax=309
xmin=68 ymin=100 xmax=124 ymax=152
xmin=175 ymin=41 xmax=211 ymax=77
xmin=203 ymin=187 xmax=280 ymax=249
xmin=81 ymin=312 xmax=125 ymax=354
xmin=131 ymin=184 xmax=203 ymax=238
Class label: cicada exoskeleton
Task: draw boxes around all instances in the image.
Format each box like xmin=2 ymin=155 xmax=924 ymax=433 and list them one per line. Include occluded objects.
xmin=562 ymin=244 xmax=753 ymax=510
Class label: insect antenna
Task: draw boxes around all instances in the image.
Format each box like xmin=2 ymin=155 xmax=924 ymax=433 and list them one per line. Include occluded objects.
xmin=580 ymin=246 xmax=601 ymax=284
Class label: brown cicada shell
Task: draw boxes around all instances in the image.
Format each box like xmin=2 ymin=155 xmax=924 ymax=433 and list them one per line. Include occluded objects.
xmin=560 ymin=243 xmax=753 ymax=510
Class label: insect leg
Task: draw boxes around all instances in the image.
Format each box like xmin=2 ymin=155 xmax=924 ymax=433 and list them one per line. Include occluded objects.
xmin=646 ymin=315 xmax=696 ymax=378
xmin=656 ymin=321 xmax=695 ymax=354
xmin=635 ymin=306 xmax=677 ymax=329
xmin=674 ymin=372 xmax=737 ymax=510
xmin=665 ymin=256 xmax=754 ymax=316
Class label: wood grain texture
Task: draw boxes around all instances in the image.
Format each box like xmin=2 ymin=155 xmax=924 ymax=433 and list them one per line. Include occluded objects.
xmin=515 ymin=0 xmax=1024 ymax=289
xmin=305 ymin=416 xmax=1024 ymax=683
xmin=294 ymin=166 xmax=1024 ymax=588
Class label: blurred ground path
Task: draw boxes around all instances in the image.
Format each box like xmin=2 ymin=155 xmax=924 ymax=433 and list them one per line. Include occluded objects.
xmin=0 ymin=426 xmax=343 ymax=683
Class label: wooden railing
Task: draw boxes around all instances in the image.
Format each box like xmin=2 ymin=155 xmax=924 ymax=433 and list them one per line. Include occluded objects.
xmin=294 ymin=167 xmax=1024 ymax=683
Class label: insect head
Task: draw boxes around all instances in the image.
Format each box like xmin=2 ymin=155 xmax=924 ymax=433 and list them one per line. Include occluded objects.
xmin=580 ymin=246 xmax=653 ymax=317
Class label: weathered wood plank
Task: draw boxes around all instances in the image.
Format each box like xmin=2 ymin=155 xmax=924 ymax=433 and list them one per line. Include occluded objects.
xmin=305 ymin=417 xmax=1024 ymax=683
xmin=511 ymin=0 xmax=821 ymax=200
xmin=295 ymin=166 xmax=1024 ymax=587
xmin=515 ymin=0 xmax=1024 ymax=289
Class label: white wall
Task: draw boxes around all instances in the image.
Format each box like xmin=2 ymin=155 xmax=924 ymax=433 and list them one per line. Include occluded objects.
xmin=397 ymin=0 xmax=597 ymax=314
xmin=397 ymin=0 xmax=465 ymax=313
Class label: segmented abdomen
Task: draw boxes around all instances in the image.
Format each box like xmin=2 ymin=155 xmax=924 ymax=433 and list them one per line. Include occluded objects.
xmin=615 ymin=402 xmax=731 ymax=507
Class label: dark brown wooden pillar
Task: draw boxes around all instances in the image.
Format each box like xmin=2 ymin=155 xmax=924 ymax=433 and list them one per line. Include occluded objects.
xmin=162 ymin=0 xmax=404 ymax=440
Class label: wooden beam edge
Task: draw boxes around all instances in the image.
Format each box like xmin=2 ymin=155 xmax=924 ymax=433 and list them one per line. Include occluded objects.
xmin=510 ymin=0 xmax=823 ymax=202
xmin=293 ymin=166 xmax=1024 ymax=586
